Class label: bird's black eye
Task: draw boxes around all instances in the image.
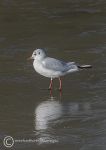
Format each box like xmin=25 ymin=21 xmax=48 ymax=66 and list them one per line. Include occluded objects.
xmin=38 ymin=52 xmax=40 ymax=54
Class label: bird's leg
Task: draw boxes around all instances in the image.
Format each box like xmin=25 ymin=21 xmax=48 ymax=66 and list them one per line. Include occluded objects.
xmin=59 ymin=77 xmax=62 ymax=91
xmin=49 ymin=78 xmax=53 ymax=90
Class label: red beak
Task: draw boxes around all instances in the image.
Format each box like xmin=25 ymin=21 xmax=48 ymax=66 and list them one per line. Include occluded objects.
xmin=27 ymin=56 xmax=33 ymax=60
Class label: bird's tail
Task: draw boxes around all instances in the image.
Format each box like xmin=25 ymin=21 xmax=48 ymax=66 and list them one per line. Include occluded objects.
xmin=77 ymin=65 xmax=92 ymax=69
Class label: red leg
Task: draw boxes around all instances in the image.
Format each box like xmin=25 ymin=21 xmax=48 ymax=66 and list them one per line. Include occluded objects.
xmin=49 ymin=78 xmax=53 ymax=90
xmin=59 ymin=77 xmax=62 ymax=91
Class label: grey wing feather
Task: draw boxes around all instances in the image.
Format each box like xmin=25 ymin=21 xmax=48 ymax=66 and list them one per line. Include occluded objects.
xmin=42 ymin=57 xmax=69 ymax=71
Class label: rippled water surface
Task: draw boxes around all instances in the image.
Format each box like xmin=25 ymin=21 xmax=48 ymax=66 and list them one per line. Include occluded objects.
xmin=0 ymin=0 xmax=106 ymax=150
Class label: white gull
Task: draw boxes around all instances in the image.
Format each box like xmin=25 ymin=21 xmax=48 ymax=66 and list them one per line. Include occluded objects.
xmin=29 ymin=49 xmax=92 ymax=90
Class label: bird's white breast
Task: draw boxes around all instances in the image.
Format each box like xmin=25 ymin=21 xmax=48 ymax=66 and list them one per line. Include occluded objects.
xmin=33 ymin=60 xmax=61 ymax=78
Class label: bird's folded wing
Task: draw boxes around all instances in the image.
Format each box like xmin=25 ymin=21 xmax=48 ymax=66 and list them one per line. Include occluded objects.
xmin=42 ymin=57 xmax=68 ymax=71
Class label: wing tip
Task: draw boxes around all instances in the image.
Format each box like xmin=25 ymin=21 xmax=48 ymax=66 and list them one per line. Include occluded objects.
xmin=78 ymin=65 xmax=92 ymax=69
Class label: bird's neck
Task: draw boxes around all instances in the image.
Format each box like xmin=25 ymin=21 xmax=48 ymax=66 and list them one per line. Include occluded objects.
xmin=34 ymin=56 xmax=45 ymax=62
xmin=33 ymin=58 xmax=43 ymax=64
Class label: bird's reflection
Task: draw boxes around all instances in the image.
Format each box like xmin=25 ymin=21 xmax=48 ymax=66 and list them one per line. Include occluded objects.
xmin=35 ymin=97 xmax=62 ymax=130
xmin=34 ymin=96 xmax=91 ymax=144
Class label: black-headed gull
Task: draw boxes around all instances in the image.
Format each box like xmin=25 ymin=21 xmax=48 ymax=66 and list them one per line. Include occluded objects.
xmin=29 ymin=49 xmax=92 ymax=90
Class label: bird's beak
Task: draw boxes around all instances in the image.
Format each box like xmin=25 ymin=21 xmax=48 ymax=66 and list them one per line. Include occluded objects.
xmin=27 ymin=56 xmax=33 ymax=60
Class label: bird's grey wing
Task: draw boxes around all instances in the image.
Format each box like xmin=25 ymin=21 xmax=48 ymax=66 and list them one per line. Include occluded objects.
xmin=42 ymin=57 xmax=68 ymax=71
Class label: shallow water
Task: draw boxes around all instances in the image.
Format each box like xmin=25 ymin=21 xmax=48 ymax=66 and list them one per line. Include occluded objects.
xmin=0 ymin=0 xmax=106 ymax=150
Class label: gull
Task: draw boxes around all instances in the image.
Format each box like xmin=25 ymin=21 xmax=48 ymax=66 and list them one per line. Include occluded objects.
xmin=29 ymin=49 xmax=92 ymax=90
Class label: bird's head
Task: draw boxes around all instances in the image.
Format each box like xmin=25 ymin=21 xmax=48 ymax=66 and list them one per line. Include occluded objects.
xmin=28 ymin=49 xmax=46 ymax=60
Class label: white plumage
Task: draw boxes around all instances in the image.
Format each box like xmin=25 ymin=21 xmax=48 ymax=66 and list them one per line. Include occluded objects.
xmin=29 ymin=49 xmax=92 ymax=90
